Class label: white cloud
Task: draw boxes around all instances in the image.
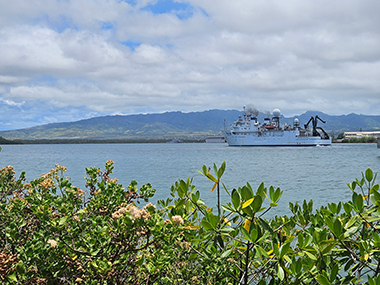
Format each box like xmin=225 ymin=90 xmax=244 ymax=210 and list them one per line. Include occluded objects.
xmin=0 ymin=97 xmax=24 ymax=108
xmin=0 ymin=76 xmax=22 ymax=84
xmin=0 ymin=0 xmax=380 ymax=130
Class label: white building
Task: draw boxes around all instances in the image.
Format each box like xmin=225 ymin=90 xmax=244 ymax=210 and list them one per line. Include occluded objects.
xmin=344 ymin=131 xmax=380 ymax=139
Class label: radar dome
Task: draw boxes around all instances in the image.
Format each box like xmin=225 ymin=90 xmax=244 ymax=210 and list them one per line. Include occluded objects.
xmin=272 ymin=109 xmax=281 ymax=117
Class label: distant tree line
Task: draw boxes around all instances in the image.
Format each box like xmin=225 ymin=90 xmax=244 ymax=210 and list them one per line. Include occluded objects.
xmin=341 ymin=137 xmax=377 ymax=143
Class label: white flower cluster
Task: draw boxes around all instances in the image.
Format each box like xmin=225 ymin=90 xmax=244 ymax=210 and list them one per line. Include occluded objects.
xmin=112 ymin=204 xmax=151 ymax=221
xmin=47 ymin=239 xmax=58 ymax=248
xmin=171 ymin=215 xmax=184 ymax=225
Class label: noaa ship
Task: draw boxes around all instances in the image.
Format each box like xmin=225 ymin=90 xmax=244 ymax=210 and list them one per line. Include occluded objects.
xmin=223 ymin=106 xmax=331 ymax=146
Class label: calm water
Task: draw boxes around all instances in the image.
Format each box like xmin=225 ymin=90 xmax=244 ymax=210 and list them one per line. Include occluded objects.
xmin=1 ymin=143 xmax=379 ymax=217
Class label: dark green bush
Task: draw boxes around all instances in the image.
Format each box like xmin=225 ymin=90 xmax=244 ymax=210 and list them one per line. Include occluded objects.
xmin=1 ymin=161 xmax=380 ymax=284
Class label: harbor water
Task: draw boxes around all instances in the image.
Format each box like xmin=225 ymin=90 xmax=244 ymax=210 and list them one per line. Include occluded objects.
xmin=1 ymin=143 xmax=379 ymax=217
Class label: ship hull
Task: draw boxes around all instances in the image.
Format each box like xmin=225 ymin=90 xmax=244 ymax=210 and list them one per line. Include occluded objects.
xmin=223 ymin=130 xmax=331 ymax=146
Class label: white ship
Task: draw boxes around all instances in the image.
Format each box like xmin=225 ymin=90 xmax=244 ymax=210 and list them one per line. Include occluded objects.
xmin=223 ymin=106 xmax=331 ymax=146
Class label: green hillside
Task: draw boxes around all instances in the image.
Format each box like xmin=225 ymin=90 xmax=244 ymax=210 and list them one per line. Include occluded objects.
xmin=1 ymin=109 xmax=380 ymax=141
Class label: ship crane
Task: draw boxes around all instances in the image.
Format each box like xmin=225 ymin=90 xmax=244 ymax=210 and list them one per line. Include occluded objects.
xmin=304 ymin=115 xmax=330 ymax=139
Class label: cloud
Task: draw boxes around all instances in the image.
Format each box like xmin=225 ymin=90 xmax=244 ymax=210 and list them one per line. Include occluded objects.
xmin=0 ymin=0 xmax=380 ymax=130
xmin=0 ymin=97 xmax=24 ymax=108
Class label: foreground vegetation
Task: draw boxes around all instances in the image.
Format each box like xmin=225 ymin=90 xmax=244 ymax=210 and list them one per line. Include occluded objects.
xmin=1 ymin=161 xmax=380 ymax=284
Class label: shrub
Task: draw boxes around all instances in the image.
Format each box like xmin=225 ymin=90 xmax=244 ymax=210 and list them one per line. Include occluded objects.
xmin=1 ymin=161 xmax=380 ymax=284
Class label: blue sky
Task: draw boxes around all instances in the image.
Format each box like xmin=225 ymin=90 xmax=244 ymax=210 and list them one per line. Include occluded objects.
xmin=0 ymin=0 xmax=380 ymax=130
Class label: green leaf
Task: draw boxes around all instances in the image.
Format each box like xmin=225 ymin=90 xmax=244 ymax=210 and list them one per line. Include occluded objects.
xmin=273 ymin=187 xmax=283 ymax=203
xmin=277 ymin=264 xmax=285 ymax=280
xmin=368 ymin=276 xmax=375 ymax=285
xmin=252 ymin=195 xmax=263 ymax=212
xmin=304 ymin=251 xmax=317 ymax=260
xmin=366 ymin=168 xmax=374 ymax=182
xmin=202 ymin=165 xmax=207 ymax=175
xmin=345 ymin=216 xmax=358 ymax=229
xmin=221 ymin=204 xmax=235 ymax=212
xmin=179 ymin=180 xmax=188 ymax=195
xmin=213 ymin=163 xmax=218 ymax=176
xmin=241 ymin=185 xmax=253 ymax=201
xmin=208 ymin=212 xmax=219 ymax=228
xmin=347 ymin=181 xmax=357 ymax=191
xmin=321 ymin=242 xmax=337 ymax=255
xmin=333 ymin=218 xmax=342 ymax=237
xmin=257 ymin=182 xmax=265 ymax=196
xmin=354 ymin=193 xmax=364 ymax=212
xmin=7 ymin=273 xmax=18 ymax=282
xmin=231 ymin=189 xmax=240 ymax=209
xmin=258 ymin=280 xmax=267 ymax=285
xmin=76 ymin=209 xmax=87 ymax=215
xmin=221 ymin=181 xmax=229 ymax=196
xmin=343 ymin=202 xmax=353 ymax=214
xmin=259 ymin=218 xmax=273 ymax=234
xmin=371 ymin=184 xmax=380 ymax=193
xmin=241 ymin=227 xmax=252 ymax=242
xmin=330 ymin=264 xmax=339 ymax=282
xmin=217 ymin=161 xmax=226 ymax=179
xmin=206 ymin=173 xmax=217 ymax=182
xmin=216 ymin=234 xmax=224 ymax=248
xmin=269 ymin=185 xmax=275 ymax=201
xmin=250 ymin=228 xmax=258 ymax=242
xmin=242 ymin=203 xmax=254 ymax=217
xmin=273 ymin=242 xmax=279 ymax=257
xmin=324 ymin=216 xmax=334 ymax=232
xmin=16 ymin=261 xmax=26 ymax=274
xmin=255 ymin=245 xmax=269 ymax=258
xmin=175 ymin=199 xmax=186 ymax=209
xmin=317 ymin=274 xmax=330 ymax=285
xmin=328 ymin=203 xmax=337 ymax=214
xmin=279 ymin=242 xmax=291 ymax=259
xmin=221 ymin=248 xmax=233 ymax=258
xmin=177 ymin=187 xmax=185 ymax=199
xmin=201 ymin=220 xmax=214 ymax=231
xmin=191 ymin=193 xmax=198 ymax=203
xmin=297 ymin=232 xmax=304 ymax=248
xmin=371 ymin=188 xmax=380 ymax=206
xmin=59 ymin=216 xmax=68 ymax=226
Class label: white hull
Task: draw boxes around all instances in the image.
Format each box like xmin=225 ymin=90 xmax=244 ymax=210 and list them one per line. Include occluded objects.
xmin=223 ymin=107 xmax=332 ymax=147
xmin=223 ymin=130 xmax=331 ymax=146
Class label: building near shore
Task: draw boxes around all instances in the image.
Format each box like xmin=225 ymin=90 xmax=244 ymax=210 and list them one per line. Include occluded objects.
xmin=344 ymin=131 xmax=380 ymax=139
xmin=205 ymin=136 xmax=226 ymax=143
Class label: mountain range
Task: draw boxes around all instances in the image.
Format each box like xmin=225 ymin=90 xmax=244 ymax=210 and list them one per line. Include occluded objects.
xmin=1 ymin=109 xmax=380 ymax=141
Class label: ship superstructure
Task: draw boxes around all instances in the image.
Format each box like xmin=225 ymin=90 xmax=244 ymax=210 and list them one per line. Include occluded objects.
xmin=223 ymin=106 xmax=331 ymax=146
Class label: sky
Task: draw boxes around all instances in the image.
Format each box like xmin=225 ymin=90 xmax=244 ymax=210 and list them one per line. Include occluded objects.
xmin=1 ymin=0 xmax=380 ymax=130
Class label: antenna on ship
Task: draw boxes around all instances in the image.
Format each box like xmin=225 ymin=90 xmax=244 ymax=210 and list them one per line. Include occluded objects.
xmin=272 ymin=108 xmax=281 ymax=128
xmin=294 ymin=118 xmax=300 ymax=128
